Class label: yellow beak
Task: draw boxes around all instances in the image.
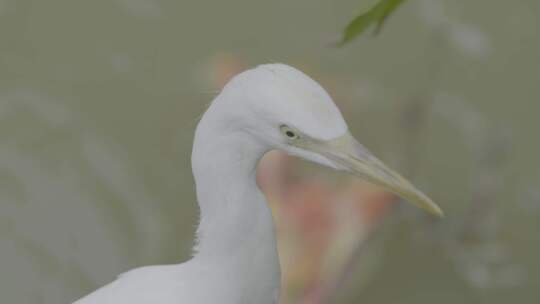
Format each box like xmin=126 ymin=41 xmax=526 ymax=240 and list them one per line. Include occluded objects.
xmin=310 ymin=132 xmax=443 ymax=217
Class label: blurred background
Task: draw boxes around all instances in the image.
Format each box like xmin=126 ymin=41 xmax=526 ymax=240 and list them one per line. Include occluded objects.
xmin=1 ymin=0 xmax=539 ymax=303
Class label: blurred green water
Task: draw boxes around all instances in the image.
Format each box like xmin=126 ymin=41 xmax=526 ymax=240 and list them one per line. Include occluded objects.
xmin=1 ymin=0 xmax=539 ymax=303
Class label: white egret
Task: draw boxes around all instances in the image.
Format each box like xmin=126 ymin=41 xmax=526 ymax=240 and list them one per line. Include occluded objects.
xmin=74 ymin=63 xmax=442 ymax=304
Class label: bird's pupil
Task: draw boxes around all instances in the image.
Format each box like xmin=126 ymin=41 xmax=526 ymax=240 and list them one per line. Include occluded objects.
xmin=286 ymin=131 xmax=295 ymax=138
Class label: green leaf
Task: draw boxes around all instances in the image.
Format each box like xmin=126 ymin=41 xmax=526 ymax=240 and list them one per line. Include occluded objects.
xmin=338 ymin=0 xmax=406 ymax=46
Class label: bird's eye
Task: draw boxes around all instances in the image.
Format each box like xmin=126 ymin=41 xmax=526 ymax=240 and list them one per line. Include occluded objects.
xmin=280 ymin=125 xmax=299 ymax=140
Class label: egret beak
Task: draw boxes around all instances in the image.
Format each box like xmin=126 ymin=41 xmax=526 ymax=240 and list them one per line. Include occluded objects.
xmin=308 ymin=132 xmax=443 ymax=217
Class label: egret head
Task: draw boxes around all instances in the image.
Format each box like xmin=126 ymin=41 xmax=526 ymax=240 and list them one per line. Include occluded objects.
xmin=216 ymin=64 xmax=443 ymax=217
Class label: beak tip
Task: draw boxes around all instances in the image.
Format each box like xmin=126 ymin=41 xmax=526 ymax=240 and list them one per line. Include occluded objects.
xmin=432 ymin=206 xmax=445 ymax=218
xmin=424 ymin=201 xmax=444 ymax=218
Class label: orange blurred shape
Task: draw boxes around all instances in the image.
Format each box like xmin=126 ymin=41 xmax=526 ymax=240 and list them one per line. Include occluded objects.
xmin=283 ymin=181 xmax=336 ymax=244
xmin=339 ymin=180 xmax=398 ymax=226
xmin=206 ymin=53 xmax=247 ymax=88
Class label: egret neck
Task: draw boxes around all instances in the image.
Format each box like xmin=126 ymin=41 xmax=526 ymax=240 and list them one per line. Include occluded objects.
xmin=190 ymin=98 xmax=281 ymax=303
